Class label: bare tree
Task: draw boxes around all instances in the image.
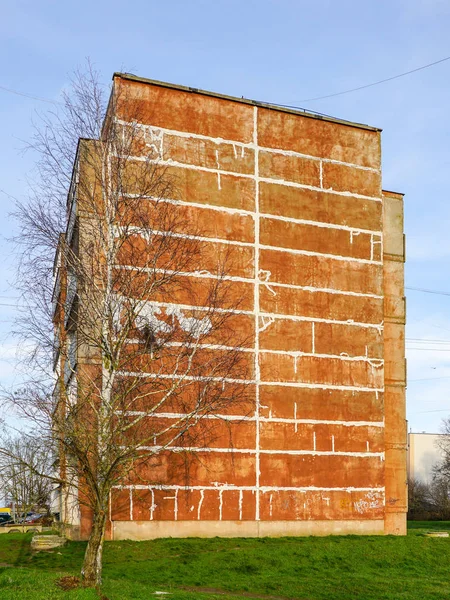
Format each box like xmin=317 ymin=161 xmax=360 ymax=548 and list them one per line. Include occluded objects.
xmin=3 ymin=64 xmax=249 ymax=587
xmin=428 ymin=473 xmax=450 ymax=520
xmin=407 ymin=477 xmax=431 ymax=520
xmin=0 ymin=431 xmax=53 ymax=518
xmin=435 ymin=418 xmax=450 ymax=479
xmin=428 ymin=419 xmax=450 ymax=520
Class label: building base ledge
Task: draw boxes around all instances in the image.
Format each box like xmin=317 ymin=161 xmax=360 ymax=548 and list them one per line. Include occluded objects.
xmin=112 ymin=519 xmax=386 ymax=541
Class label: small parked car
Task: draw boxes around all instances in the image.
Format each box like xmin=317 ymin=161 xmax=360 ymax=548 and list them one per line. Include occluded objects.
xmin=24 ymin=513 xmax=44 ymax=523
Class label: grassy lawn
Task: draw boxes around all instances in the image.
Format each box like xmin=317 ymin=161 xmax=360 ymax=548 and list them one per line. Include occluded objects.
xmin=1 ymin=522 xmax=450 ymax=599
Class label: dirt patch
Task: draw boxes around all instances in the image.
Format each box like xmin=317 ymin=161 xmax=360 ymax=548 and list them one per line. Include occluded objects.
xmin=56 ymin=575 xmax=82 ymax=590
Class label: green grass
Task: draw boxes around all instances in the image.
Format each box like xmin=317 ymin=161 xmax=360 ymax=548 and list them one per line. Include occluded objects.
xmin=1 ymin=523 xmax=450 ymax=599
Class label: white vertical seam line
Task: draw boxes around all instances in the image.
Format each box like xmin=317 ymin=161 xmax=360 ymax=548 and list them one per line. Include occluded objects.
xmin=254 ymin=105 xmax=261 ymax=521
xmin=174 ymin=489 xmax=178 ymax=520
xmin=150 ymin=489 xmax=155 ymax=520
xmin=197 ymin=490 xmax=204 ymax=520
xmin=239 ymin=490 xmax=243 ymax=520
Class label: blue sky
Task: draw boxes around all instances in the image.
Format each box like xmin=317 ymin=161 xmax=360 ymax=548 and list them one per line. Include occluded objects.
xmin=1 ymin=0 xmax=450 ymax=432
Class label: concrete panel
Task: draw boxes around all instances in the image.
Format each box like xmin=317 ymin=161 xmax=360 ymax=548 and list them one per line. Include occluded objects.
xmin=259 ymin=386 xmax=384 ymax=422
xmin=313 ymin=322 xmax=383 ymax=358
xmin=259 ymin=489 xmax=384 ymax=520
xmin=164 ymin=134 xmax=255 ymax=174
xmin=260 ymin=285 xmax=383 ymax=323
xmin=118 ymin=234 xmax=255 ymax=279
xmin=259 ymin=318 xmax=313 ymax=352
xmin=259 ymin=422 xmax=383 ymax=453
xmin=128 ymin=451 xmax=257 ymax=487
xmin=166 ymin=165 xmax=256 ymax=211
xmin=259 ymin=249 xmax=383 ymax=295
xmin=257 ymin=107 xmax=381 ymax=168
xmin=116 ymin=77 xmax=254 ymax=143
xmin=322 ymin=161 xmax=381 ymax=198
xmin=259 ymin=353 xmax=383 ymax=388
xmin=113 ymin=519 xmax=385 ymax=540
xmin=122 ymin=198 xmax=255 ymax=244
xmin=259 ymin=454 xmax=384 ymax=488
xmin=259 ymin=182 xmax=382 ymax=230
xmin=383 ymin=192 xmax=405 ymax=258
xmin=260 ymin=217 xmax=375 ymax=261
xmin=259 ymin=150 xmax=321 ymax=187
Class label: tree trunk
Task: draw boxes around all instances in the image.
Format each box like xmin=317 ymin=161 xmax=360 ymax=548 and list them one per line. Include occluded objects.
xmin=81 ymin=508 xmax=107 ymax=587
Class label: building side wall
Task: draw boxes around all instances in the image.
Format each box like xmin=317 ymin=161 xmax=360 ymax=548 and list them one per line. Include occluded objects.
xmin=382 ymin=191 xmax=407 ymax=534
xmin=73 ymin=76 xmax=406 ymax=538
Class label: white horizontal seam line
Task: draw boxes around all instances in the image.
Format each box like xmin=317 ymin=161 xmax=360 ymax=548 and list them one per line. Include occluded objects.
xmin=127 ymin=155 xmax=382 ymax=202
xmin=123 ymin=194 xmax=255 ymax=216
xmin=124 ymin=340 xmax=384 ymax=362
xmin=259 ymin=312 xmax=383 ymax=330
xmin=116 ymin=265 xmax=383 ymax=297
xmin=118 ymin=225 xmax=383 ymax=263
xmin=260 ymin=382 xmax=384 ymax=391
xmin=123 ymin=195 xmax=382 ymax=231
xmin=135 ymin=445 xmax=384 ymax=457
xmin=117 ymin=119 xmax=380 ymax=172
xmin=259 ymin=244 xmax=382 ymax=264
xmin=117 ymin=372 xmax=383 ymax=391
xmin=115 ymin=297 xmax=384 ymax=329
xmin=261 ymin=213 xmax=382 ymax=235
xmin=114 ymin=484 xmax=385 ymax=491
xmin=118 ymin=412 xmax=385 ymax=427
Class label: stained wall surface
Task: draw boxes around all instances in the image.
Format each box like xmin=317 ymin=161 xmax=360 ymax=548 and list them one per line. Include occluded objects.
xmin=90 ymin=75 xmax=407 ymax=537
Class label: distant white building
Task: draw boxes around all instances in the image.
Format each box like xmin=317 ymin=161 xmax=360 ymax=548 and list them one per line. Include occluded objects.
xmin=407 ymin=433 xmax=444 ymax=484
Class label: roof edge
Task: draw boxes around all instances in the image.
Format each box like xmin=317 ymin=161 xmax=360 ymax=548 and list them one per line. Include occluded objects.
xmin=382 ymin=189 xmax=405 ymax=198
xmin=113 ymin=72 xmax=382 ymax=133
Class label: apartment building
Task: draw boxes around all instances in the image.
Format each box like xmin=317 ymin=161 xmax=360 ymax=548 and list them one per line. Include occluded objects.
xmin=408 ymin=432 xmax=443 ymax=484
xmin=53 ymin=73 xmax=407 ymax=539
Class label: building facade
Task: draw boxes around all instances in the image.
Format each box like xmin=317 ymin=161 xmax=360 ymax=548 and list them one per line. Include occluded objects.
xmin=53 ymin=73 xmax=407 ymax=539
xmin=408 ymin=432 xmax=443 ymax=484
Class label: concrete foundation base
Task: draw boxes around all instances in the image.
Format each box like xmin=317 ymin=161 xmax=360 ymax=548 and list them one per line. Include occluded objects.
xmin=384 ymin=513 xmax=407 ymax=536
xmin=112 ymin=519 xmax=385 ymax=540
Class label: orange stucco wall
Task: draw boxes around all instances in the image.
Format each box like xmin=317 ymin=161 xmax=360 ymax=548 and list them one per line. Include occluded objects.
xmin=78 ymin=75 xmax=406 ymax=538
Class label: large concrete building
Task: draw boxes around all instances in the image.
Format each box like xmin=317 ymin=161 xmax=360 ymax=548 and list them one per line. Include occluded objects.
xmin=408 ymin=432 xmax=443 ymax=484
xmin=54 ymin=73 xmax=407 ymax=539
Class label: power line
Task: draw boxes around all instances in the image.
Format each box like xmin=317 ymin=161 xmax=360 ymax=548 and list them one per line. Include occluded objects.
xmin=0 ymin=84 xmax=63 ymax=106
xmin=414 ymin=408 xmax=450 ymax=414
xmin=406 ymin=338 xmax=450 ymax=344
xmin=294 ymin=54 xmax=450 ymax=103
xmin=406 ymin=286 xmax=450 ymax=297
xmin=409 ymin=376 xmax=450 ymax=383
xmin=5 ymin=54 xmax=449 ymax=115
xmin=407 ymin=347 xmax=450 ymax=352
